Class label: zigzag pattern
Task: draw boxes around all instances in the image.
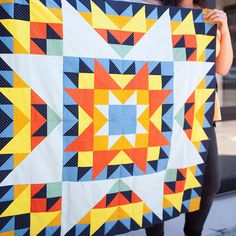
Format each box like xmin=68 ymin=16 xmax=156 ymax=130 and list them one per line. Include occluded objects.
xmin=67 ymin=0 xmax=168 ymax=57
xmin=66 ymin=180 xmax=162 ymax=235
xmin=0 ymin=58 xmax=61 ymax=183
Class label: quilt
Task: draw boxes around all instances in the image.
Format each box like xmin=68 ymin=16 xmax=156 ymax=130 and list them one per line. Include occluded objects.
xmin=0 ymin=0 xmax=217 ymax=235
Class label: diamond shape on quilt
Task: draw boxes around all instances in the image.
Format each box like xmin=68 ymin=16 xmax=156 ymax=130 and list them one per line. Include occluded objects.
xmin=65 ymin=179 xmax=162 ymax=235
xmin=0 ymin=0 xmax=63 ymax=55
xmin=0 ymin=58 xmax=61 ymax=183
xmin=63 ymin=57 xmax=174 ymax=181
xmin=66 ymin=0 xmax=168 ymax=57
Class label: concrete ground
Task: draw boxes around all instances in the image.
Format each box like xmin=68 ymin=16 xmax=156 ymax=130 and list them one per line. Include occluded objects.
xmin=120 ymin=191 xmax=236 ymax=236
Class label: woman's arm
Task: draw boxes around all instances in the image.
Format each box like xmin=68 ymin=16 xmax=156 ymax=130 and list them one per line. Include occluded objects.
xmin=204 ymin=9 xmax=233 ymax=76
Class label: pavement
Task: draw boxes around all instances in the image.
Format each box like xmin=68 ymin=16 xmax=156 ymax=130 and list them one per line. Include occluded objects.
xmin=120 ymin=191 xmax=236 ymax=236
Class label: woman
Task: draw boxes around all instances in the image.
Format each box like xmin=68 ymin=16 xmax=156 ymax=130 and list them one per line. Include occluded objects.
xmin=143 ymin=0 xmax=233 ymax=235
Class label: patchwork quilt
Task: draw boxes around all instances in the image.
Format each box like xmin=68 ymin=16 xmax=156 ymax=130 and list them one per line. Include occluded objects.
xmin=0 ymin=0 xmax=217 ymax=235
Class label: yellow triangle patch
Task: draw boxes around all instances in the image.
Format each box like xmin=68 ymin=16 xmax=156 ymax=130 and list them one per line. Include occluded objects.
xmin=109 ymin=150 xmax=132 ymax=165
xmin=79 ymin=106 xmax=93 ymax=135
xmin=111 ymin=136 xmax=133 ymax=150
xmin=1 ymin=19 xmax=30 ymax=53
xmin=112 ymin=90 xmax=135 ymax=104
xmin=30 ymin=212 xmax=61 ymax=236
xmin=107 ymin=207 xmax=130 ymax=221
xmin=191 ymin=119 xmax=208 ymax=142
xmin=2 ymin=185 xmax=30 ymax=216
xmin=110 ymin=74 xmax=134 ymax=89
xmin=146 ymin=19 xmax=157 ymax=31
xmin=196 ymin=35 xmax=214 ymax=60
xmin=194 ymin=89 xmax=214 ymax=113
xmin=48 ymin=212 xmax=61 ymax=227
xmin=197 ymin=78 xmax=206 ymax=89
xmin=150 ymin=106 xmax=162 ymax=130
xmin=14 ymin=105 xmax=30 ymax=136
xmin=80 ymin=12 xmax=92 ymax=25
xmin=122 ymin=6 xmax=147 ymax=32
xmin=189 ymin=197 xmax=201 ymax=212
xmin=185 ymin=168 xmax=201 ymax=190
xmin=0 ymin=123 xmax=31 ymax=154
xmin=164 ymin=192 xmax=184 ymax=212
xmin=30 ymin=0 xmax=61 ymax=23
xmin=143 ymin=203 xmax=152 ymax=214
xmin=120 ymin=202 xmax=144 ymax=227
xmin=171 ymin=21 xmax=181 ymax=33
xmin=91 ymin=2 xmax=119 ymax=30
xmin=14 ymin=72 xmax=29 ymax=88
xmin=0 ymin=88 xmax=31 ymax=119
xmin=78 ymin=211 xmax=91 ymax=224
xmin=14 ymin=153 xmax=29 ymax=168
xmin=163 ymin=196 xmax=173 ymax=208
xmin=90 ymin=207 xmax=117 ymax=235
xmin=172 ymin=11 xmax=195 ymax=35
xmin=109 ymin=15 xmax=132 ymax=29
xmin=94 ymin=107 xmax=107 ymax=134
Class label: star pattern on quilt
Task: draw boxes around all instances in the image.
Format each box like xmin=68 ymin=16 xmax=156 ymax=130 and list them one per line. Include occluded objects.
xmin=63 ymin=58 xmax=174 ymax=181
xmin=0 ymin=0 xmax=217 ymax=235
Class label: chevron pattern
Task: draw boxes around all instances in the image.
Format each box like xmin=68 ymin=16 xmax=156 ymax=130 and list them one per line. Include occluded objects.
xmin=0 ymin=58 xmax=61 ymax=183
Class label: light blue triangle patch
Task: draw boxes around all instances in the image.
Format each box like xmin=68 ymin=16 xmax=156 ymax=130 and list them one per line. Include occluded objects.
xmin=1 ymin=217 xmax=14 ymax=232
xmin=120 ymin=218 xmax=131 ymax=230
xmin=191 ymin=189 xmax=199 ymax=198
xmin=194 ymin=12 xmax=203 ymax=23
xmin=110 ymin=44 xmax=133 ymax=58
xmin=195 ymin=166 xmax=203 ymax=176
xmin=0 ymin=70 xmax=14 ymax=87
xmin=205 ymin=49 xmax=214 ymax=60
xmin=77 ymin=0 xmax=91 ymax=12
xmin=75 ymin=224 xmax=90 ymax=235
xmin=172 ymin=10 xmax=182 ymax=21
xmin=105 ymin=2 xmax=118 ymax=15
xmin=183 ymin=200 xmax=190 ymax=209
xmin=79 ymin=169 xmax=92 ymax=182
xmin=0 ymin=37 xmax=13 ymax=53
xmin=105 ymin=221 xmax=117 ymax=234
xmin=143 ymin=212 xmax=153 ymax=223
xmin=147 ymin=8 xmax=158 ymax=19
xmin=0 ymin=122 xmax=13 ymax=138
xmin=121 ymin=4 xmax=133 ymax=17
xmin=205 ymin=23 xmax=214 ymax=34
xmin=1 ymin=3 xmax=14 ymax=18
xmin=165 ymin=207 xmax=174 ymax=217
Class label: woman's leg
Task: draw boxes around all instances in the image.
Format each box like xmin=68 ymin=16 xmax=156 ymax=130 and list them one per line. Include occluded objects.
xmin=145 ymin=223 xmax=164 ymax=236
xmin=184 ymin=126 xmax=221 ymax=236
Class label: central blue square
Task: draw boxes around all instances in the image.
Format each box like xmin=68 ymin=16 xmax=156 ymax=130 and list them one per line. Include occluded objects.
xmin=108 ymin=105 xmax=137 ymax=135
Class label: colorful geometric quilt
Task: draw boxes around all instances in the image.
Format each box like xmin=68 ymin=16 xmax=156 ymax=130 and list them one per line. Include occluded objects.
xmin=0 ymin=0 xmax=217 ymax=235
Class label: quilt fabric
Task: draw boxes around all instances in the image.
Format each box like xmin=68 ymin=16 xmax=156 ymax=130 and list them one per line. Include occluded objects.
xmin=0 ymin=0 xmax=217 ymax=235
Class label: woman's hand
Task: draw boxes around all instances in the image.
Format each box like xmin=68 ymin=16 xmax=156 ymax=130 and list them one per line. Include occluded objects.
xmin=203 ymin=9 xmax=233 ymax=75
xmin=203 ymin=9 xmax=229 ymax=35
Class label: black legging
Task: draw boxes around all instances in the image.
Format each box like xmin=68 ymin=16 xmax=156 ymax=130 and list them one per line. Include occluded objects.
xmin=145 ymin=126 xmax=221 ymax=236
